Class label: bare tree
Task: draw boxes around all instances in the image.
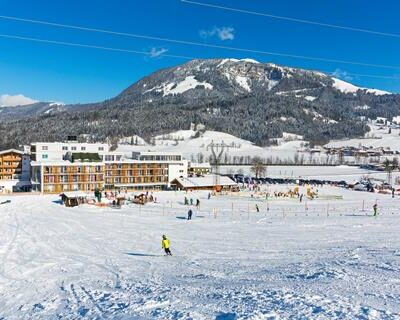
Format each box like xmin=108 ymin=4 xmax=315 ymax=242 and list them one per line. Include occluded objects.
xmin=251 ymin=156 xmax=267 ymax=178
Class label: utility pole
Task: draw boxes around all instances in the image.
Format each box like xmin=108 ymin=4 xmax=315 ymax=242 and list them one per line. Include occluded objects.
xmin=207 ymin=141 xmax=229 ymax=189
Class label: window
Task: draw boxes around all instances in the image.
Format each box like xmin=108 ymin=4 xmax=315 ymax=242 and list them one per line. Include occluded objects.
xmin=81 ymin=147 xmax=86 ymax=151
xmin=42 ymin=154 xmax=48 ymax=159
xmin=71 ymin=146 xmax=77 ymax=151
xmin=98 ymin=147 xmax=104 ymax=151
xmin=42 ymin=146 xmax=48 ymax=151
xmin=62 ymin=146 xmax=68 ymax=151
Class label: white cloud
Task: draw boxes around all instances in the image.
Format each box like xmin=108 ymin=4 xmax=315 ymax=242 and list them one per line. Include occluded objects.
xmin=0 ymin=94 xmax=38 ymax=107
xmin=200 ymin=26 xmax=235 ymax=41
xmin=332 ymin=69 xmax=354 ymax=81
xmin=149 ymin=47 xmax=169 ymax=58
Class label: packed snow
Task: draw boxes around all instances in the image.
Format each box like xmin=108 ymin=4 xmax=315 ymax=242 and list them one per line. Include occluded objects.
xmin=1 ymin=183 xmax=400 ymax=319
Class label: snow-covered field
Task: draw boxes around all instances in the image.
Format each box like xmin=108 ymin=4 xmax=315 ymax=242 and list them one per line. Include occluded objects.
xmin=221 ymin=165 xmax=400 ymax=183
xmin=1 ymin=186 xmax=400 ymax=319
xmin=117 ymin=123 xmax=400 ymax=166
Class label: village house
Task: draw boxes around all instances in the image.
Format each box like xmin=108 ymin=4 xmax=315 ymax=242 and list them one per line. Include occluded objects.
xmin=0 ymin=149 xmax=31 ymax=193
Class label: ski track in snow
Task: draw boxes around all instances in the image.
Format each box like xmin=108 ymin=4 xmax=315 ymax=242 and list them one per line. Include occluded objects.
xmin=0 ymin=188 xmax=400 ymax=319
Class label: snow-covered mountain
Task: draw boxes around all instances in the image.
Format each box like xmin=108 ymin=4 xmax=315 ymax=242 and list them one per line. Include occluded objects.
xmin=1 ymin=59 xmax=399 ymax=149
xmin=116 ymin=58 xmax=393 ymax=101
xmin=331 ymin=78 xmax=390 ymax=96
xmin=0 ymin=101 xmax=67 ymax=121
xmin=0 ymin=94 xmax=38 ymax=107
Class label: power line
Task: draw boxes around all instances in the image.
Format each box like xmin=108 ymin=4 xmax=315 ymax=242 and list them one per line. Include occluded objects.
xmin=0 ymin=15 xmax=400 ymax=70
xmin=0 ymin=33 xmax=196 ymax=60
xmin=0 ymin=33 xmax=399 ymax=81
xmin=181 ymin=0 xmax=400 ymax=39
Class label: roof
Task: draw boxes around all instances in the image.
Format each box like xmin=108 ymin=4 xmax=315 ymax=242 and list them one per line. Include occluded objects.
xmin=60 ymin=192 xmax=90 ymax=198
xmin=31 ymin=160 xmax=104 ymax=166
xmin=189 ymin=162 xmax=211 ymax=168
xmin=172 ymin=175 xmax=237 ymax=188
xmin=0 ymin=148 xmax=24 ymax=156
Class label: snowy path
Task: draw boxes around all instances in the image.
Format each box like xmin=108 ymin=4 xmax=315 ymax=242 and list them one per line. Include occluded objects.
xmin=0 ymin=189 xmax=399 ymax=319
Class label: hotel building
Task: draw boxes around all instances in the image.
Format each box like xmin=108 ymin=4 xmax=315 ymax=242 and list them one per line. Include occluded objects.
xmin=29 ymin=143 xmax=188 ymax=193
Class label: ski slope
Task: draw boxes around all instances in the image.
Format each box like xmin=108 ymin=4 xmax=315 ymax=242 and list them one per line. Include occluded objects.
xmin=0 ymin=187 xmax=400 ymax=319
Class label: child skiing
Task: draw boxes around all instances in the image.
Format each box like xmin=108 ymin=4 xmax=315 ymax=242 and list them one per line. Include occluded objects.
xmin=187 ymin=209 xmax=193 ymax=220
xmin=162 ymin=235 xmax=172 ymax=256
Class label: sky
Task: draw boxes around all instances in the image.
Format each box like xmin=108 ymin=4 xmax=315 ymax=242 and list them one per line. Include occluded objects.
xmin=0 ymin=0 xmax=399 ymax=105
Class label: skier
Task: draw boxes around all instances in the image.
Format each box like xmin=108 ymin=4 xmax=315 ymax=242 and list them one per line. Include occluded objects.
xmin=184 ymin=196 xmax=188 ymax=205
xmin=187 ymin=209 xmax=193 ymax=220
xmin=299 ymin=194 xmax=303 ymax=203
xmin=190 ymin=198 xmax=193 ymax=205
xmin=255 ymin=204 xmax=260 ymax=212
xmin=208 ymin=192 xmax=211 ymax=200
xmin=196 ymin=199 xmax=200 ymax=209
xmin=392 ymin=188 xmax=395 ymax=198
xmin=161 ymin=235 xmax=172 ymax=256
xmin=373 ymin=203 xmax=378 ymax=216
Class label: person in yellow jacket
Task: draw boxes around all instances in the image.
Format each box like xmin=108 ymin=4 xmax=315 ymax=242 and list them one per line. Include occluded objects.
xmin=162 ymin=235 xmax=172 ymax=256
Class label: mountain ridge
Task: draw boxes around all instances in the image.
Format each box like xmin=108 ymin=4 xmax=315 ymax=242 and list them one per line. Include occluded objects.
xmin=0 ymin=58 xmax=399 ymax=149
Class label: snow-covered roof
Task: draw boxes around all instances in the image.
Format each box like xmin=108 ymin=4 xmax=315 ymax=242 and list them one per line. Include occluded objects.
xmin=0 ymin=148 xmax=24 ymax=155
xmin=189 ymin=162 xmax=211 ymax=168
xmin=172 ymin=175 xmax=237 ymax=188
xmin=60 ymin=192 xmax=90 ymax=198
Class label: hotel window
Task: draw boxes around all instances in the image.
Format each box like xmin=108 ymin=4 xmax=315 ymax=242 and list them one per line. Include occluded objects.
xmin=99 ymin=147 xmax=104 ymax=151
xmin=81 ymin=146 xmax=86 ymax=151
xmin=71 ymin=146 xmax=77 ymax=151
xmin=42 ymin=154 xmax=48 ymax=159
xmin=62 ymin=146 xmax=68 ymax=151
xmin=42 ymin=146 xmax=48 ymax=151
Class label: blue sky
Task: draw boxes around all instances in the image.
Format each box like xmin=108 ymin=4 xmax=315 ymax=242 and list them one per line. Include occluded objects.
xmin=0 ymin=0 xmax=399 ymax=104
